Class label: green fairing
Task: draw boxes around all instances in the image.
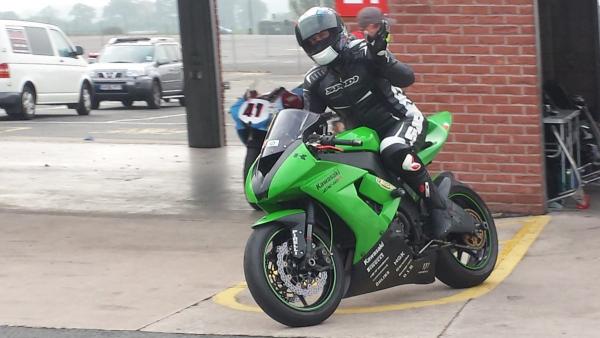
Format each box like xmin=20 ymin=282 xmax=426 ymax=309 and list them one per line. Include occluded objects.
xmin=245 ymin=162 xmax=258 ymax=203
xmin=252 ymin=209 xmax=305 ymax=227
xmin=358 ymin=175 xmax=397 ymax=204
xmin=268 ymin=144 xmax=317 ymax=200
xmin=246 ymin=111 xmax=452 ymax=264
xmin=335 ymin=127 xmax=380 ymax=152
xmin=418 ymin=111 xmax=451 ymax=165
xmin=300 ymin=160 xmax=400 ymax=262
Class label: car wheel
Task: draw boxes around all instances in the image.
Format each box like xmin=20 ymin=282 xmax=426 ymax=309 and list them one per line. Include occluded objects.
xmin=7 ymin=85 xmax=36 ymax=120
xmin=91 ymin=99 xmax=100 ymax=110
xmin=76 ymin=84 xmax=92 ymax=115
xmin=122 ymin=99 xmax=134 ymax=108
xmin=178 ymin=97 xmax=186 ymax=106
xmin=146 ymin=81 xmax=161 ymax=109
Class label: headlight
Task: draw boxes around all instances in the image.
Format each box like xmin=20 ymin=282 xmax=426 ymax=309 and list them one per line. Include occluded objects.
xmin=126 ymin=70 xmax=144 ymax=77
xmin=88 ymin=71 xmax=97 ymax=78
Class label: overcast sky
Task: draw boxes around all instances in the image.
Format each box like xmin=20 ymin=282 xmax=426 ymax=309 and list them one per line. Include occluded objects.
xmin=7 ymin=0 xmax=289 ymax=18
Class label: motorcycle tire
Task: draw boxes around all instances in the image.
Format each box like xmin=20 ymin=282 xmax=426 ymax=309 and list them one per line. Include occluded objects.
xmin=244 ymin=224 xmax=345 ymax=327
xmin=436 ymin=183 xmax=498 ymax=289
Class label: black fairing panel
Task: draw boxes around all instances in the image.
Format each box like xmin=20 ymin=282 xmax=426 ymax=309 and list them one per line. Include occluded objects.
xmin=252 ymin=140 xmax=302 ymax=200
xmin=344 ymin=223 xmax=437 ymax=298
xmin=319 ymin=152 xmax=396 ymax=183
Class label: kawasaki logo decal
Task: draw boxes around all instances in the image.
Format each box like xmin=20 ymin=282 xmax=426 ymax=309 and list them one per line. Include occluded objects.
xmin=315 ymin=169 xmax=341 ymax=193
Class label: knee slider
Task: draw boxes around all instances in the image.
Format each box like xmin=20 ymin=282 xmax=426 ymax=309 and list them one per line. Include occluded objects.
xmin=381 ymin=142 xmax=413 ymax=176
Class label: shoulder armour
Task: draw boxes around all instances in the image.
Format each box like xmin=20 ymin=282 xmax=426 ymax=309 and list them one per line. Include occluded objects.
xmin=303 ymin=65 xmax=327 ymax=88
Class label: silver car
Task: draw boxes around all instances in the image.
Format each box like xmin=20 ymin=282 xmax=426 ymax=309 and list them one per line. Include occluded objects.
xmin=88 ymin=37 xmax=184 ymax=109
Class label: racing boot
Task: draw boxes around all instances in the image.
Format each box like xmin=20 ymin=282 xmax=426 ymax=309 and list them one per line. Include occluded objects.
xmin=400 ymin=156 xmax=452 ymax=239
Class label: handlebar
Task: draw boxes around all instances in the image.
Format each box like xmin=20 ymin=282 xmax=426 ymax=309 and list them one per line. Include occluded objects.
xmin=313 ymin=135 xmax=362 ymax=147
xmin=331 ymin=138 xmax=363 ymax=146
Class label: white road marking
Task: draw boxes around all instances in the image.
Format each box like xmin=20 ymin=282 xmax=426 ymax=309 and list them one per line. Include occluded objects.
xmin=38 ymin=102 xmax=121 ymax=110
xmin=0 ymin=127 xmax=31 ymax=134
xmin=90 ymin=128 xmax=187 ymax=135
xmin=106 ymin=113 xmax=186 ymax=123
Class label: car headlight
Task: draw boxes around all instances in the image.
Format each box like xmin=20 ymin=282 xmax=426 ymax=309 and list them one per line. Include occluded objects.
xmin=126 ymin=70 xmax=145 ymax=78
xmin=88 ymin=71 xmax=97 ymax=78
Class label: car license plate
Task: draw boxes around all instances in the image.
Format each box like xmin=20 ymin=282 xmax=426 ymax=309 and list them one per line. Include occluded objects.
xmin=100 ymin=84 xmax=123 ymax=90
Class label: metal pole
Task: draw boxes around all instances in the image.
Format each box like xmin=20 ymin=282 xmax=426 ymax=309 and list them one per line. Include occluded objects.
xmin=248 ymin=0 xmax=254 ymax=34
xmin=178 ymin=0 xmax=224 ymax=148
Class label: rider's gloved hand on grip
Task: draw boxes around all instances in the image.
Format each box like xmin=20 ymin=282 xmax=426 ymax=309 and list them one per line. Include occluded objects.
xmin=367 ymin=20 xmax=390 ymax=57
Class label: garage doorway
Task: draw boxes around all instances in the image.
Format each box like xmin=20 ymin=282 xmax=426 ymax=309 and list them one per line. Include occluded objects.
xmin=538 ymin=0 xmax=600 ymax=208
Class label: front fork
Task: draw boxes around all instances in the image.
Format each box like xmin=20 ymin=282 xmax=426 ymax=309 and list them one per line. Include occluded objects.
xmin=290 ymin=200 xmax=332 ymax=270
xmin=289 ymin=200 xmax=315 ymax=260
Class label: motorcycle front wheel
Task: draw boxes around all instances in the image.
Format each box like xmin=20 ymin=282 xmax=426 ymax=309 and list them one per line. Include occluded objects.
xmin=244 ymin=224 xmax=345 ymax=327
xmin=436 ymin=183 xmax=499 ymax=288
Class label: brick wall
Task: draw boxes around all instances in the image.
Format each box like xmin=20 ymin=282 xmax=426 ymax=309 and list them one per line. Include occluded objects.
xmin=381 ymin=0 xmax=544 ymax=214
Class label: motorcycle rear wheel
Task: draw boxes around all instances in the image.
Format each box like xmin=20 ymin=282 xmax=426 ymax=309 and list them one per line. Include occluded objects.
xmin=244 ymin=224 xmax=345 ymax=327
xmin=436 ymin=183 xmax=498 ymax=288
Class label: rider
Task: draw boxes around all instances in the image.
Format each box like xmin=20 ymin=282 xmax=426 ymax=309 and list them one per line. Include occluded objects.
xmin=296 ymin=7 xmax=451 ymax=239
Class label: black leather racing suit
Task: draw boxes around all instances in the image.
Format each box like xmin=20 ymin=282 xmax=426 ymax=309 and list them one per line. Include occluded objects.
xmin=302 ymin=39 xmax=450 ymax=238
xmin=302 ymin=39 xmax=425 ymax=173
xmin=303 ymin=39 xmax=415 ymax=133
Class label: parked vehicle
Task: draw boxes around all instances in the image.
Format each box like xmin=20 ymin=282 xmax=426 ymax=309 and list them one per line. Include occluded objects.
xmin=87 ymin=52 xmax=99 ymax=63
xmin=243 ymin=109 xmax=498 ymax=326
xmin=218 ymin=26 xmax=232 ymax=34
xmin=88 ymin=37 xmax=184 ymax=109
xmin=0 ymin=20 xmax=92 ymax=119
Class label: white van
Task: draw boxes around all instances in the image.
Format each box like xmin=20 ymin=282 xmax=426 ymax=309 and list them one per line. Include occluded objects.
xmin=0 ymin=20 xmax=92 ymax=119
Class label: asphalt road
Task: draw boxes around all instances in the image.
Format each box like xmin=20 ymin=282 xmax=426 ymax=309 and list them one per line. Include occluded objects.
xmin=0 ymin=72 xmax=303 ymax=146
xmin=0 ymin=101 xmax=192 ymax=144
xmin=0 ymin=327 xmax=269 ymax=338
xmin=0 ymin=35 xmax=311 ymax=145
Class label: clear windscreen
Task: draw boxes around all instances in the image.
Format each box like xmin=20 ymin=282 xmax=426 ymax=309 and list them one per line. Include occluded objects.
xmin=261 ymin=109 xmax=321 ymax=157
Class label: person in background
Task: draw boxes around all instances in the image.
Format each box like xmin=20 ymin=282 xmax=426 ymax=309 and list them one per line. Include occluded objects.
xmin=352 ymin=6 xmax=396 ymax=40
xmin=348 ymin=7 xmax=421 ymax=136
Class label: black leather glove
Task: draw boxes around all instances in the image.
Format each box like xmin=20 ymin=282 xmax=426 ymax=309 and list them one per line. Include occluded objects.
xmin=367 ymin=20 xmax=390 ymax=57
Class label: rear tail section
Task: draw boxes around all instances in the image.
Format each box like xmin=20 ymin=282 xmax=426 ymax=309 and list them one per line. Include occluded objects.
xmin=418 ymin=111 xmax=452 ymax=165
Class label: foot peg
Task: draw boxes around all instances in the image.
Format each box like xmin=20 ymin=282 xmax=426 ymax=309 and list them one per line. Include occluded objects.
xmin=391 ymin=187 xmax=406 ymax=198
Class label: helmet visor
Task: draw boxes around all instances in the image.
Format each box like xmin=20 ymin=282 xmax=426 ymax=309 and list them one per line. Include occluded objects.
xmin=297 ymin=8 xmax=339 ymax=41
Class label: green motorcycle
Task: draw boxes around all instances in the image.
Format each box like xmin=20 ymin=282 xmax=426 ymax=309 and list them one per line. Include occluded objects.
xmin=243 ymin=109 xmax=498 ymax=327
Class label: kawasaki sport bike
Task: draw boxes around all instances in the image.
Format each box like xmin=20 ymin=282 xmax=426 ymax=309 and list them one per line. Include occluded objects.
xmin=243 ymin=109 xmax=498 ymax=327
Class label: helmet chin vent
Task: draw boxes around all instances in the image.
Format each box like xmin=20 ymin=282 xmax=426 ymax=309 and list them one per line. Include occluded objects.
xmin=311 ymin=46 xmax=339 ymax=65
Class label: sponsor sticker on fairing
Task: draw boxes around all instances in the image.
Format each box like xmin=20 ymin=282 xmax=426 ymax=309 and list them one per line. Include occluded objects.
xmin=265 ymin=140 xmax=279 ymax=147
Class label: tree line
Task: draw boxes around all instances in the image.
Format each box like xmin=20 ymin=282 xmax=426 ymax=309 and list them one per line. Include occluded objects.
xmin=0 ymin=0 xmax=335 ymax=36
xmin=217 ymin=0 xmax=334 ymax=34
xmin=0 ymin=0 xmax=179 ymax=36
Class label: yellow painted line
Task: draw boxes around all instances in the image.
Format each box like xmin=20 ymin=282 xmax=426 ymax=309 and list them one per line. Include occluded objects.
xmin=213 ymin=282 xmax=260 ymax=313
xmin=213 ymin=216 xmax=550 ymax=314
